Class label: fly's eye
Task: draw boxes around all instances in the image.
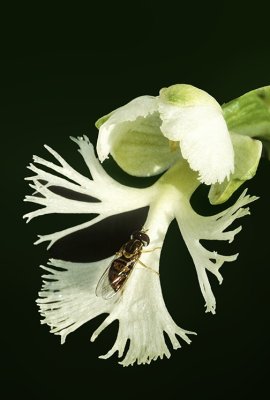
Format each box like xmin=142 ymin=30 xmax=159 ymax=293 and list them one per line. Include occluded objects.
xmin=142 ymin=239 xmax=150 ymax=246
xmin=140 ymin=233 xmax=150 ymax=246
xmin=131 ymin=230 xmax=150 ymax=245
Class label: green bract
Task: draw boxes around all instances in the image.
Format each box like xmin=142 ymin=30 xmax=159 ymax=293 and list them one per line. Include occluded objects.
xmin=223 ymin=86 xmax=270 ymax=139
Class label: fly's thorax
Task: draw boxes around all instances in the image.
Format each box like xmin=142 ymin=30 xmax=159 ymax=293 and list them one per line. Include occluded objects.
xmin=123 ymin=239 xmax=143 ymax=258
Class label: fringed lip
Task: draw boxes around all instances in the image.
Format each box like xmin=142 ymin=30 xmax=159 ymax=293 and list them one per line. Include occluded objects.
xmin=24 ymin=136 xmax=256 ymax=366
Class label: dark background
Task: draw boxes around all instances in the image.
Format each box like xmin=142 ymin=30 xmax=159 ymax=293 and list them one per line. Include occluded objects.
xmin=2 ymin=1 xmax=269 ymax=398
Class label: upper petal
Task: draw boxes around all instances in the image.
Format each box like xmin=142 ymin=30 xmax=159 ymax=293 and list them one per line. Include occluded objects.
xmin=159 ymin=102 xmax=234 ymax=185
xmin=157 ymin=84 xmax=234 ymax=185
xmin=96 ymin=95 xmax=158 ymax=162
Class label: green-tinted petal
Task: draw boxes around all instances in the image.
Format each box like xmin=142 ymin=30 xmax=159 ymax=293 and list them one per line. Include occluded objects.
xmin=95 ymin=111 xmax=114 ymax=129
xmin=159 ymin=84 xmax=220 ymax=108
xmin=222 ymin=86 xmax=270 ymax=139
xmin=96 ymin=96 xmax=158 ymax=162
xmin=111 ymin=113 xmax=181 ymax=176
xmin=208 ymin=134 xmax=262 ymax=204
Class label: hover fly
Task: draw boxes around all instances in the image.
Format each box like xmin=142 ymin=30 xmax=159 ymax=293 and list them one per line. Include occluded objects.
xmin=96 ymin=230 xmax=158 ymax=300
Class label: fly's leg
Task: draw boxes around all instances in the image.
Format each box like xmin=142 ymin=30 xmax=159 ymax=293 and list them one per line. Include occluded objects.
xmin=137 ymin=260 xmax=159 ymax=276
xmin=138 ymin=246 xmax=161 ymax=275
xmin=142 ymin=246 xmax=161 ymax=253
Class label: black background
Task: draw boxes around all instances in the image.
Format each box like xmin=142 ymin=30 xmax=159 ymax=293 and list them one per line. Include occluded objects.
xmin=2 ymin=1 xmax=270 ymax=398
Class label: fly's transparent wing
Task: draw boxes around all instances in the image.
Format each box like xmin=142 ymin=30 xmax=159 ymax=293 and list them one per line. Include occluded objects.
xmin=95 ymin=264 xmax=118 ymax=300
xmin=95 ymin=257 xmax=138 ymax=300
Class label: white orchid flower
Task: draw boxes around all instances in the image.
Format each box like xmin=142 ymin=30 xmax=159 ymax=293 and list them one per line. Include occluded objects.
xmin=24 ymin=125 xmax=257 ymax=366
